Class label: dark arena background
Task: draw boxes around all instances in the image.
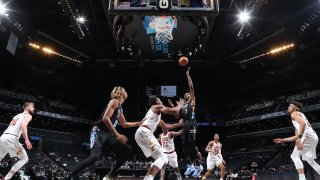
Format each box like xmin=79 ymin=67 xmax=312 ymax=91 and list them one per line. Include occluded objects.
xmin=1 ymin=0 xmax=320 ymax=179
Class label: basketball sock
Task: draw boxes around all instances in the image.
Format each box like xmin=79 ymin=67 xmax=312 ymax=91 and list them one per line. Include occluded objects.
xmin=299 ymin=174 xmax=306 ymax=180
xmin=144 ymin=174 xmax=154 ymax=180
xmin=176 ymin=173 xmax=182 ymax=180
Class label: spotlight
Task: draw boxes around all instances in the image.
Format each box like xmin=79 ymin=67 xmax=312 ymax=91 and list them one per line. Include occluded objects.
xmin=240 ymin=43 xmax=295 ymax=63
xmin=29 ymin=41 xmax=83 ymax=64
xmin=269 ymin=43 xmax=294 ymax=54
xmin=0 ymin=1 xmax=7 ymax=15
xmin=29 ymin=43 xmax=40 ymax=49
xmin=238 ymin=11 xmax=250 ymax=23
xmin=42 ymin=47 xmax=54 ymax=54
xmin=76 ymin=16 xmax=85 ymax=24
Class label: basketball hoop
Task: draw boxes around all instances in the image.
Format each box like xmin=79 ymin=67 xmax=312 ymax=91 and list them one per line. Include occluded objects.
xmin=149 ymin=16 xmax=177 ymax=44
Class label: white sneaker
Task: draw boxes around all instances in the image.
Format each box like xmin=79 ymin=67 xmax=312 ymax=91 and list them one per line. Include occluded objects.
xmin=102 ymin=176 xmax=113 ymax=180
xmin=184 ymin=164 xmax=195 ymax=176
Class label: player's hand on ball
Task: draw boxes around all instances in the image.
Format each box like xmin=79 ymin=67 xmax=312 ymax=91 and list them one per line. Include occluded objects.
xmin=25 ymin=140 xmax=33 ymax=150
xmin=116 ymin=133 xmax=128 ymax=143
xmin=274 ymin=138 xmax=282 ymax=144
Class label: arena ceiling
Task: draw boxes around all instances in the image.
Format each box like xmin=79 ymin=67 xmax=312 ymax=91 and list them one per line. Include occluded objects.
xmin=0 ymin=0 xmax=320 ymax=114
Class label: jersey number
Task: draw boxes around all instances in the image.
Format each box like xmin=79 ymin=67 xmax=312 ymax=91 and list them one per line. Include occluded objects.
xmin=9 ymin=118 xmax=18 ymax=126
xmin=307 ymin=121 xmax=311 ymax=127
xmin=213 ymin=146 xmax=220 ymax=155
xmin=162 ymin=141 xmax=168 ymax=147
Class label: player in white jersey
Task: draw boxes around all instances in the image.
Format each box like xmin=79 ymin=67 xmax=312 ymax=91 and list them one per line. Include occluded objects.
xmin=274 ymin=101 xmax=320 ymax=180
xmin=159 ymin=129 xmax=182 ymax=180
xmin=202 ymin=134 xmax=226 ymax=180
xmin=135 ymin=96 xmax=184 ymax=180
xmin=0 ymin=102 xmax=34 ymax=180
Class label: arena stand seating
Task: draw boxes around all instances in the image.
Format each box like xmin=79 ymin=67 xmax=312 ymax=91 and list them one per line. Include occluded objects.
xmin=223 ymin=89 xmax=320 ymax=179
xmin=1 ymin=88 xmax=320 ymax=179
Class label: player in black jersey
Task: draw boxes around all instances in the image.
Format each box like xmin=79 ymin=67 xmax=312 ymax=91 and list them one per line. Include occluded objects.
xmin=180 ymin=67 xmax=198 ymax=174
xmin=69 ymin=86 xmax=142 ymax=180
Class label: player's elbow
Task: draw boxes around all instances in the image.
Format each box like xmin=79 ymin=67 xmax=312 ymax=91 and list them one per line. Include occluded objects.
xmin=162 ymin=125 xmax=169 ymax=131
xmin=160 ymin=108 xmax=169 ymax=114
xmin=21 ymin=126 xmax=27 ymax=133
xmin=102 ymin=117 xmax=110 ymax=124
xmin=120 ymin=122 xmax=128 ymax=128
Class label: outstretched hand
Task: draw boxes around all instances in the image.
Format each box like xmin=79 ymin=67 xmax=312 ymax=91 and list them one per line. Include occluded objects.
xmin=274 ymin=138 xmax=283 ymax=144
xmin=177 ymin=98 xmax=185 ymax=106
xmin=168 ymin=99 xmax=175 ymax=108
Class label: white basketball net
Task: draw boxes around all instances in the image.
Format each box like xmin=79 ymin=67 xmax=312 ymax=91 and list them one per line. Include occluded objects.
xmin=149 ymin=16 xmax=176 ymax=44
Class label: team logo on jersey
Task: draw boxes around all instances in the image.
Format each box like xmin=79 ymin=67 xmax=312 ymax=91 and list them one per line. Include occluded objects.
xmin=151 ymin=145 xmax=156 ymax=151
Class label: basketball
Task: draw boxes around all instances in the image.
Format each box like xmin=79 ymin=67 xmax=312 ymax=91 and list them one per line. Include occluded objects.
xmin=179 ymin=56 xmax=189 ymax=66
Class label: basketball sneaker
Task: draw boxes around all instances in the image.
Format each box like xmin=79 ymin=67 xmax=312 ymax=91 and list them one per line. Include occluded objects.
xmin=184 ymin=164 xmax=195 ymax=176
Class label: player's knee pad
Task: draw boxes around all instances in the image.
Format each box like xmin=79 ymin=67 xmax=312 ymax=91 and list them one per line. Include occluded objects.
xmin=152 ymin=151 xmax=168 ymax=169
xmin=12 ymin=155 xmax=28 ymax=172
xmin=291 ymin=153 xmax=303 ymax=169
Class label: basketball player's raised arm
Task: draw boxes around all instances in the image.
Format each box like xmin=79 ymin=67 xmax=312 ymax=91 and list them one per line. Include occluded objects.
xmin=159 ymin=120 xmax=183 ymax=131
xmin=118 ymin=113 xmax=141 ymax=128
xmin=205 ymin=141 xmax=213 ymax=152
xmin=21 ymin=114 xmax=32 ymax=150
xmin=186 ymin=67 xmax=196 ymax=104
xmin=291 ymin=112 xmax=306 ymax=137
